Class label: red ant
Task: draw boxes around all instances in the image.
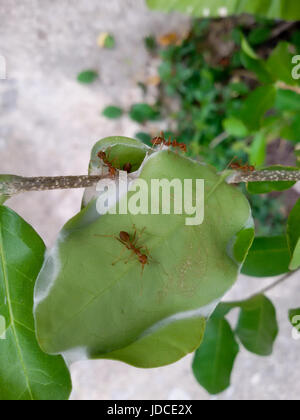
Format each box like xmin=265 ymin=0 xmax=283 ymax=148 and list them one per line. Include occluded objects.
xmin=98 ymin=150 xmax=117 ymax=177
xmin=151 ymin=132 xmax=187 ymax=153
xmin=229 ymin=157 xmax=255 ymax=172
xmin=123 ymin=162 xmax=132 ymax=173
xmin=95 ymin=226 xmax=151 ymax=275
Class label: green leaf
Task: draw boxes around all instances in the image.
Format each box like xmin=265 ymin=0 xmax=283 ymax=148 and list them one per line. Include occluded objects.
xmin=266 ymin=42 xmax=297 ymax=86
xmin=102 ymin=106 xmax=123 ymax=119
xmin=275 ymin=89 xmax=300 ymax=112
xmin=289 ymin=308 xmax=300 ymax=325
xmin=223 ymin=117 xmax=249 ymax=138
xmin=77 ymin=70 xmax=98 ymax=84
xmin=249 ymin=132 xmax=266 ymax=168
xmin=103 ymin=34 xmax=115 ymax=49
xmin=146 ymin=0 xmax=300 ymax=21
xmin=240 ymin=51 xmax=273 ymax=84
xmin=233 ymin=228 xmax=255 ymax=264
xmin=287 ymin=199 xmax=300 ymax=270
xmin=289 ymin=307 xmax=300 ymax=338
xmin=144 ymin=36 xmax=158 ymax=53
xmin=239 ymin=86 xmax=276 ymax=132
xmin=129 ymin=103 xmax=160 ymax=123
xmin=0 ymin=206 xmax=71 ymax=400
xmin=236 ymin=295 xmax=278 ymax=356
xmin=192 ymin=317 xmax=239 ymax=395
xmin=247 ymin=165 xmax=298 ymax=194
xmin=242 ymin=236 xmax=291 ymax=277
xmin=249 ymin=26 xmax=271 ymax=45
xmin=135 ymin=132 xmax=152 ymax=145
xmin=241 ymin=36 xmax=259 ymax=60
xmin=34 ymin=137 xmax=253 ymax=368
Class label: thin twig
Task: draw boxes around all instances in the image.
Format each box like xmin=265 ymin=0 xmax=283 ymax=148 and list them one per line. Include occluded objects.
xmin=0 ymin=169 xmax=299 ymax=198
xmin=227 ymin=170 xmax=300 ymax=184
xmin=0 ymin=175 xmax=111 ymax=196
xmin=255 ymin=270 xmax=299 ymax=296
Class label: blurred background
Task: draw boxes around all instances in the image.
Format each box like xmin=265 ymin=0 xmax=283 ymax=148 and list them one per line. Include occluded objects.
xmin=0 ymin=0 xmax=299 ymax=400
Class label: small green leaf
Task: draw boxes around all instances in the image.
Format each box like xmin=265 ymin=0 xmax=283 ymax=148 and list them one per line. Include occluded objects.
xmin=241 ymin=36 xmax=259 ymax=60
xmin=102 ymin=106 xmax=123 ymax=119
xmin=192 ymin=317 xmax=239 ymax=395
xmin=103 ymin=34 xmax=115 ymax=49
xmin=129 ymin=103 xmax=160 ymax=123
xmin=77 ymin=70 xmax=98 ymax=84
xmin=249 ymin=132 xmax=266 ymax=168
xmin=144 ymin=35 xmax=158 ymax=53
xmin=233 ymin=228 xmax=255 ymax=264
xmin=135 ymin=132 xmax=152 ymax=145
xmin=249 ymin=27 xmax=271 ymax=45
xmin=240 ymin=51 xmax=273 ymax=84
xmin=275 ymin=89 xmax=300 ymax=112
xmin=289 ymin=308 xmax=300 ymax=338
xmin=266 ymin=42 xmax=297 ymax=85
xmin=289 ymin=308 xmax=300 ymax=323
xmin=287 ymin=199 xmax=300 ymax=270
xmin=242 ymin=236 xmax=291 ymax=277
xmin=236 ymin=295 xmax=278 ymax=356
xmin=223 ymin=117 xmax=249 ymax=138
xmin=0 ymin=206 xmax=71 ymax=400
xmin=247 ymin=165 xmax=298 ymax=194
xmin=239 ymin=86 xmax=276 ymax=132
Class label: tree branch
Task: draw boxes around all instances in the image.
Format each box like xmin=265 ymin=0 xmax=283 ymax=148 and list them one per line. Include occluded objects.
xmin=0 ymin=169 xmax=299 ymax=198
xmin=0 ymin=175 xmax=110 ymax=196
xmin=227 ymin=169 xmax=300 ymax=184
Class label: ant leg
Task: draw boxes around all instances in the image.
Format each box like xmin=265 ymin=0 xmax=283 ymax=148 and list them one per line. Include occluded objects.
xmin=112 ymin=247 xmax=127 ymax=266
xmin=94 ymin=233 xmax=115 ymax=239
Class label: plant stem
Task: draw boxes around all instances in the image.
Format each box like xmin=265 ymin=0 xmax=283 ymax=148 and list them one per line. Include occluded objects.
xmin=227 ymin=169 xmax=300 ymax=184
xmin=0 ymin=169 xmax=299 ymax=197
xmin=0 ymin=175 xmax=110 ymax=196
xmin=255 ymin=270 xmax=299 ymax=296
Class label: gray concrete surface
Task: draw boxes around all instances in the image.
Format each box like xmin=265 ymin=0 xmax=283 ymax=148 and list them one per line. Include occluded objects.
xmin=0 ymin=0 xmax=299 ymax=400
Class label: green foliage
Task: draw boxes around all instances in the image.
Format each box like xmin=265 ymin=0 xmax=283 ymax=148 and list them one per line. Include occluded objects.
xmin=146 ymin=0 xmax=300 ymax=21
xmin=0 ymin=206 xmax=71 ymax=400
xmin=102 ymin=106 xmax=123 ymax=119
xmin=103 ymin=34 xmax=115 ymax=49
xmin=236 ymin=295 xmax=278 ymax=356
xmin=193 ymin=294 xmax=278 ymax=394
xmin=192 ymin=316 xmax=239 ymax=395
xmin=289 ymin=308 xmax=300 ymax=327
xmin=242 ymin=236 xmax=291 ymax=277
xmin=77 ymin=70 xmax=98 ymax=84
xmin=238 ymin=86 xmax=276 ymax=132
xmin=129 ymin=103 xmax=160 ymax=123
xmin=34 ymin=137 xmax=253 ymax=367
xmin=287 ymin=199 xmax=300 ymax=270
xmin=249 ymin=132 xmax=266 ymax=168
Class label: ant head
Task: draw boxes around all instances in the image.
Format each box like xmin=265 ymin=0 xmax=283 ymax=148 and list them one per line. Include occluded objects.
xmin=119 ymin=231 xmax=130 ymax=242
xmin=98 ymin=151 xmax=106 ymax=160
xmin=139 ymin=254 xmax=148 ymax=265
xmin=123 ymin=162 xmax=132 ymax=173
